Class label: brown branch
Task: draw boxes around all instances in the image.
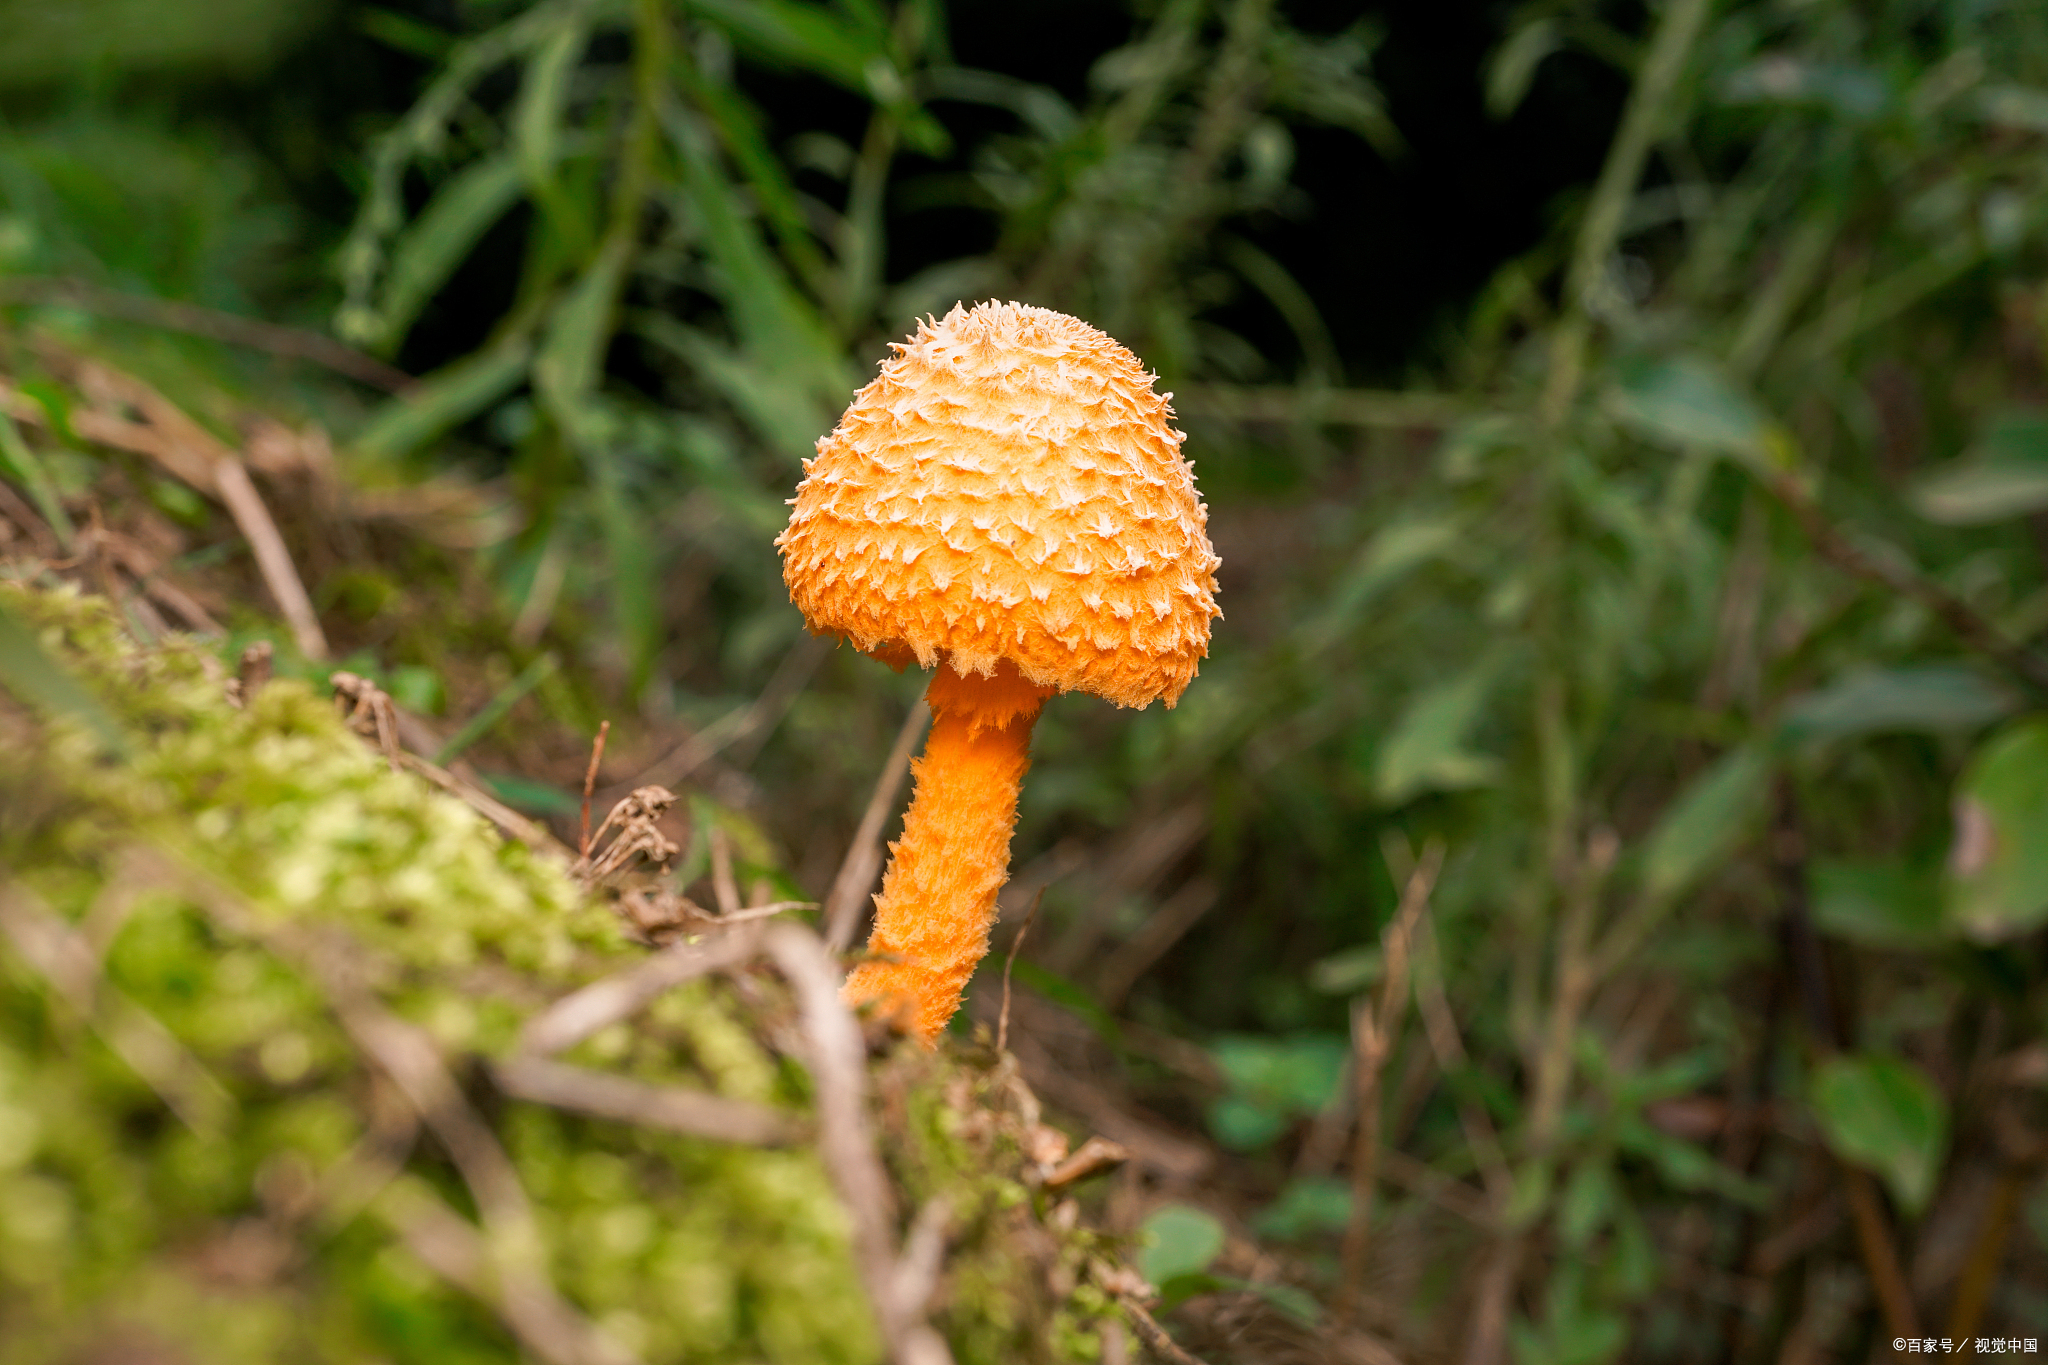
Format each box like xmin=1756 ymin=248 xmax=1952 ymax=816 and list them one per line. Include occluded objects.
xmin=0 ymin=276 xmax=414 ymax=391
xmin=1095 ymin=876 xmax=1220 ymax=1010
xmin=1118 ymin=1295 xmax=1213 ymax=1365
xmin=619 ymin=636 xmax=829 ymax=796
xmin=709 ymin=822 xmax=742 ymax=916
xmin=758 ymin=923 xmax=954 ymax=1365
xmin=1338 ymin=839 xmax=1444 ymax=1317
xmin=154 ymin=854 xmax=637 ymax=1365
xmin=1043 ymin=1136 xmax=1132 ymax=1192
xmin=490 ymin=1054 xmax=799 ymax=1146
xmin=996 ymin=887 xmax=1045 ymax=1056
xmin=307 ymin=957 xmax=639 ymax=1365
xmin=1944 ymin=1164 xmax=2033 ymax=1342
xmin=372 ymin=1176 xmax=636 ymax=1365
xmin=1763 ymin=468 xmax=2048 ymax=695
xmin=1413 ymin=914 xmax=1512 ymax=1207
xmin=15 ymin=361 xmax=331 ymax=660
xmin=1841 ymin=1165 xmax=1918 ymax=1340
xmin=519 ymin=925 xmax=769 ymax=1057
xmin=398 ymin=751 xmax=569 ymax=856
xmin=580 ymin=720 xmax=610 ymax=857
xmin=824 ymin=698 xmax=929 ymax=952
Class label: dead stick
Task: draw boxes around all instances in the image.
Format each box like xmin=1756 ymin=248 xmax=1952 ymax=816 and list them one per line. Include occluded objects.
xmin=490 ymin=1055 xmax=799 ymax=1146
xmin=214 ymin=456 xmax=329 ymax=659
xmin=1841 ymin=1164 xmax=1918 ymax=1339
xmin=996 ymin=888 xmax=1046 ymax=1056
xmin=824 ymin=699 xmax=929 ymax=952
xmin=580 ymin=720 xmax=610 ymax=857
xmin=1945 ymin=1165 xmax=2031 ymax=1342
xmin=759 ymin=923 xmax=954 ymax=1365
xmin=1338 ymin=839 xmax=1444 ymax=1317
xmin=1117 ymin=1296 xmax=1212 ymax=1365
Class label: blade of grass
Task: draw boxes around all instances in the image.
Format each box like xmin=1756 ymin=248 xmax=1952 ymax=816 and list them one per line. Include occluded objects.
xmin=434 ymin=653 xmax=560 ymax=765
xmin=0 ymin=409 xmax=75 ymax=550
xmin=0 ymin=598 xmax=127 ymax=755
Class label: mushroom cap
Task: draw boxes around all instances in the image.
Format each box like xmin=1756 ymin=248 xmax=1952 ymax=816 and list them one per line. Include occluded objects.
xmin=776 ymin=302 xmax=1222 ymax=709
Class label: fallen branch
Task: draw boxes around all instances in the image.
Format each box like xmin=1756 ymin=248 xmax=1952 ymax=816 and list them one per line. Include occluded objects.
xmin=825 ymin=698 xmax=929 ymax=951
xmin=1117 ymin=1295 xmax=1213 ymax=1365
xmin=519 ymin=925 xmax=770 ymax=1058
xmin=759 ymin=922 xmax=954 ymax=1365
xmin=491 ymin=1054 xmax=800 ymax=1146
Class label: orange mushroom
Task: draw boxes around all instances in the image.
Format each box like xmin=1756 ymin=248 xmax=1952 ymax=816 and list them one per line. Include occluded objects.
xmin=777 ymin=301 xmax=1221 ymax=1044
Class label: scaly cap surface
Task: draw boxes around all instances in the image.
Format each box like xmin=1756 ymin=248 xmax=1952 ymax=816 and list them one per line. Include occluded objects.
xmin=776 ymin=301 xmax=1222 ymax=708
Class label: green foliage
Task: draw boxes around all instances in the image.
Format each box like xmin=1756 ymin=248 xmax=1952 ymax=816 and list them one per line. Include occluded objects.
xmin=1944 ymin=718 xmax=2048 ymax=941
xmin=1809 ymin=1053 xmax=1949 ymax=1217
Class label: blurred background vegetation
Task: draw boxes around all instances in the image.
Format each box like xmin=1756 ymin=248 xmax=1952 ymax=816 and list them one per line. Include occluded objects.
xmin=6 ymin=0 xmax=2048 ymax=1360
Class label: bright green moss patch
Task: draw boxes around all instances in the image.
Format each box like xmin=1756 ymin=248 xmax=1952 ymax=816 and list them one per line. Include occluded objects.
xmin=0 ymin=580 xmax=1118 ymax=1365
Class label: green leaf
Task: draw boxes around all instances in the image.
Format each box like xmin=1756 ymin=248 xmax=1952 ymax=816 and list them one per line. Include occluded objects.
xmin=634 ymin=316 xmax=829 ymax=466
xmin=1638 ymin=744 xmax=1771 ymax=903
xmin=657 ymin=103 xmax=846 ymax=395
xmin=372 ymin=153 xmax=528 ymax=354
xmin=1558 ymin=1160 xmax=1616 ymax=1250
xmin=1810 ymin=858 xmax=1946 ymax=949
xmin=1910 ymin=410 xmax=2048 ymax=524
xmin=689 ymin=0 xmax=880 ymax=91
xmin=1137 ymin=1203 xmax=1225 ymax=1288
xmin=1373 ymin=661 xmax=1502 ymax=804
xmin=1486 ymin=18 xmax=1563 ymax=118
xmin=1777 ymin=664 xmax=2016 ymax=745
xmin=0 ymin=409 xmax=75 ymax=549
xmin=1252 ymin=1176 xmax=1352 ymax=1240
xmin=1306 ymin=517 xmax=1459 ymax=653
xmin=1207 ymin=1033 xmax=1347 ymax=1150
xmin=353 ymin=342 xmax=532 ymax=461
xmin=1944 ymin=718 xmax=2048 ymax=941
xmin=1607 ymin=355 xmax=1769 ymax=462
xmin=0 ymin=598 xmax=127 ymax=755
xmin=481 ymin=771 xmax=582 ymax=817
xmin=1615 ymin=1119 xmax=1767 ymax=1206
xmin=513 ymin=10 xmax=594 ymax=261
xmin=1809 ymin=1054 xmax=1947 ymax=1216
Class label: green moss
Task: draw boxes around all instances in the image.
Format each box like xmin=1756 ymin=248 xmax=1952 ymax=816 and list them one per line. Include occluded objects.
xmin=0 ymin=580 xmax=1118 ymax=1365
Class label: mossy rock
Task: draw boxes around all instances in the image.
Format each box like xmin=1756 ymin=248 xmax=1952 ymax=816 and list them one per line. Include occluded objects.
xmin=0 ymin=580 xmax=1119 ymax=1365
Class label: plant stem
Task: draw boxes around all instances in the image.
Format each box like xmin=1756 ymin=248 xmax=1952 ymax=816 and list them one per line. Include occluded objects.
xmin=1338 ymin=840 xmax=1445 ymax=1318
xmin=1540 ymin=0 xmax=1716 ymax=426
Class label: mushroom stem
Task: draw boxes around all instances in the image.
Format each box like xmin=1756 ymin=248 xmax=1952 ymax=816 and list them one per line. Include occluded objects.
xmin=843 ymin=659 xmax=1054 ymax=1044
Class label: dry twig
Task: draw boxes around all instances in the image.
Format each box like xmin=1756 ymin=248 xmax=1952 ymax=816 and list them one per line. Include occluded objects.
xmin=996 ymin=887 xmax=1045 ymax=1056
xmin=519 ymin=926 xmax=771 ymax=1058
xmin=1044 ymin=1136 xmax=1133 ymax=1191
xmin=1338 ymin=838 xmax=1444 ymax=1317
xmin=580 ymin=720 xmax=610 ymax=857
xmin=331 ymin=671 xmax=402 ymax=772
xmin=491 ymin=1054 xmax=799 ymax=1146
xmin=759 ymin=923 xmax=955 ymax=1365
xmin=1118 ymin=1295 xmax=1213 ymax=1365
xmin=574 ymin=786 xmax=681 ymax=883
xmin=825 ymin=698 xmax=929 ymax=951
